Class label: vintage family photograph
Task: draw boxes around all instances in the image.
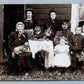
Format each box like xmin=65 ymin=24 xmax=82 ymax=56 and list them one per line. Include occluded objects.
xmin=0 ymin=4 xmax=84 ymax=80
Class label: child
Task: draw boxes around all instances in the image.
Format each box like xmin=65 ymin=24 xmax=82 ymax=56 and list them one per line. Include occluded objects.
xmin=80 ymin=25 xmax=84 ymax=61
xmin=13 ymin=42 xmax=30 ymax=56
xmin=53 ymin=37 xmax=71 ymax=73
xmin=32 ymin=26 xmax=45 ymax=70
xmin=81 ymin=25 xmax=84 ymax=36
xmin=70 ymin=26 xmax=84 ymax=71
xmin=33 ymin=26 xmax=44 ymax=40
xmin=43 ymin=26 xmax=55 ymax=41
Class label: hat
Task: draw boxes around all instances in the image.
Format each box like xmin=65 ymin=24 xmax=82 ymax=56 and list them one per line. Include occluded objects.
xmin=25 ymin=8 xmax=34 ymax=14
xmin=16 ymin=22 xmax=24 ymax=29
xmin=61 ymin=19 xmax=70 ymax=24
xmin=49 ymin=8 xmax=56 ymax=15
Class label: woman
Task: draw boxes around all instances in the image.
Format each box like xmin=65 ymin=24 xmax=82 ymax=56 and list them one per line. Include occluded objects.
xmin=24 ymin=8 xmax=37 ymax=29
xmin=8 ymin=22 xmax=33 ymax=75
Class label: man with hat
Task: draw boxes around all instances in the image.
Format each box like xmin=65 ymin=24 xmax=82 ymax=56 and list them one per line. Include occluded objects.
xmin=54 ymin=19 xmax=73 ymax=46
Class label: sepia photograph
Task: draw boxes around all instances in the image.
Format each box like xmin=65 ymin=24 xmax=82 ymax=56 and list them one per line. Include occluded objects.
xmin=0 ymin=4 xmax=84 ymax=80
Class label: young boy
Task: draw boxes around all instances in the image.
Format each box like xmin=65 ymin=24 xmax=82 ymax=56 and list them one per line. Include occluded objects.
xmin=70 ymin=26 xmax=84 ymax=72
xmin=33 ymin=26 xmax=44 ymax=40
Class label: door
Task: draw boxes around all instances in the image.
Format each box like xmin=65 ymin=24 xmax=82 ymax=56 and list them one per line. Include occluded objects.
xmin=4 ymin=5 xmax=24 ymax=58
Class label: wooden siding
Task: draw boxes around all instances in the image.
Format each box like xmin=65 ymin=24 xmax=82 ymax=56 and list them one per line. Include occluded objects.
xmin=25 ymin=4 xmax=71 ymax=24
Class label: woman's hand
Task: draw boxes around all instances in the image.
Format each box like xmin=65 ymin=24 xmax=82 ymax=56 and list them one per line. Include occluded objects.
xmin=12 ymin=52 xmax=15 ymax=58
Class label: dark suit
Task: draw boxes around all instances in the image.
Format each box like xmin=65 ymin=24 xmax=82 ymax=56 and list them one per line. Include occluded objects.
xmin=54 ymin=29 xmax=73 ymax=46
xmin=70 ymin=34 xmax=84 ymax=68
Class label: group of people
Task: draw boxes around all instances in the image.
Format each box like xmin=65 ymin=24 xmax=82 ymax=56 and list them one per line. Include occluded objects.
xmin=6 ymin=8 xmax=84 ymax=75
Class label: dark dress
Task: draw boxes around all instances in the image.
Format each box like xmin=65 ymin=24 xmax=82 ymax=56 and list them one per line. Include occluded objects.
xmin=24 ymin=19 xmax=37 ymax=29
xmin=43 ymin=19 xmax=60 ymax=43
xmin=47 ymin=19 xmax=61 ymax=31
xmin=8 ymin=31 xmax=33 ymax=74
xmin=43 ymin=18 xmax=61 ymax=32
xmin=8 ymin=31 xmax=28 ymax=52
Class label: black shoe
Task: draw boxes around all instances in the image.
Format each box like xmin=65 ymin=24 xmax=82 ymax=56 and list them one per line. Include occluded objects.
xmin=48 ymin=67 xmax=54 ymax=72
xmin=8 ymin=69 xmax=17 ymax=75
xmin=14 ymin=71 xmax=22 ymax=76
xmin=71 ymin=67 xmax=76 ymax=72
xmin=6 ymin=68 xmax=13 ymax=75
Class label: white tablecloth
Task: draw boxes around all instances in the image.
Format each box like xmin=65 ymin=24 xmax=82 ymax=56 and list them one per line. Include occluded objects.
xmin=29 ymin=40 xmax=54 ymax=68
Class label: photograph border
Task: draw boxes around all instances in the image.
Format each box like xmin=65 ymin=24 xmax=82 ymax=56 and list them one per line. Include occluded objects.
xmin=1 ymin=0 xmax=84 ymax=84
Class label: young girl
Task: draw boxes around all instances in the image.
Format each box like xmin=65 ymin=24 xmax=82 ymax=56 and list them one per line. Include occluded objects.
xmin=43 ymin=27 xmax=55 ymax=41
xmin=53 ymin=37 xmax=71 ymax=72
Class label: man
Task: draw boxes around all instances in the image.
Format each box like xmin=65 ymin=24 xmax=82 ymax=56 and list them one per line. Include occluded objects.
xmin=54 ymin=19 xmax=73 ymax=46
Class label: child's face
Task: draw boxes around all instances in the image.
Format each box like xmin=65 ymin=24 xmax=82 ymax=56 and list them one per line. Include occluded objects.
xmin=60 ymin=39 xmax=65 ymax=45
xmin=75 ymin=27 xmax=81 ymax=34
xmin=45 ymin=28 xmax=52 ymax=36
xmin=62 ymin=22 xmax=69 ymax=30
xmin=82 ymin=25 xmax=84 ymax=33
xmin=50 ymin=12 xmax=56 ymax=20
xmin=35 ymin=26 xmax=41 ymax=35
xmin=26 ymin=11 xmax=32 ymax=18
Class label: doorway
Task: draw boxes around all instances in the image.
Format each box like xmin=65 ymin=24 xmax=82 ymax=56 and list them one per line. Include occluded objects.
xmin=3 ymin=5 xmax=24 ymax=58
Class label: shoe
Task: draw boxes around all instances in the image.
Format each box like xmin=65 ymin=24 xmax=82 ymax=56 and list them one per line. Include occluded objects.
xmin=8 ymin=69 xmax=17 ymax=75
xmin=71 ymin=68 xmax=76 ymax=73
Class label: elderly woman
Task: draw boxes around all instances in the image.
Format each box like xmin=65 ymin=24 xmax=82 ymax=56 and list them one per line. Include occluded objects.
xmin=8 ymin=22 xmax=33 ymax=75
xmin=8 ymin=22 xmax=28 ymax=53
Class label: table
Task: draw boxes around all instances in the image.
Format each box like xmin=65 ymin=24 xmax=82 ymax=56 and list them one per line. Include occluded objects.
xmin=29 ymin=40 xmax=54 ymax=68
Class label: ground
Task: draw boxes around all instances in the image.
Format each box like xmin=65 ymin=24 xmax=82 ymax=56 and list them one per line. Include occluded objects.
xmin=0 ymin=65 xmax=84 ymax=80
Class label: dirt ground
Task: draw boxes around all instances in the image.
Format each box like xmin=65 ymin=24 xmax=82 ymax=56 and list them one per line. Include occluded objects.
xmin=0 ymin=65 xmax=84 ymax=80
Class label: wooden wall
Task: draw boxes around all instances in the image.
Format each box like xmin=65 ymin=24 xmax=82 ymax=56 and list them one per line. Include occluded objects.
xmin=25 ymin=4 xmax=71 ymax=24
xmin=0 ymin=5 xmax=4 ymax=62
xmin=0 ymin=4 xmax=71 ymax=62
